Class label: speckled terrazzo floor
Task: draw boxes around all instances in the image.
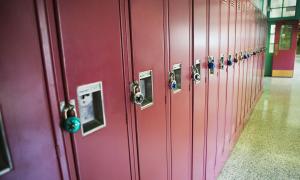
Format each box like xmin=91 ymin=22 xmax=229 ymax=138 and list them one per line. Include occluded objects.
xmin=218 ymin=57 xmax=300 ymax=180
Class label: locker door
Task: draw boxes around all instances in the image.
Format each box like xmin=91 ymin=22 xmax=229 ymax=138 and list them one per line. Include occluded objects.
xmin=231 ymin=0 xmax=240 ymax=145
xmin=236 ymin=0 xmax=245 ymax=133
xmin=128 ymin=0 xmax=168 ymax=180
xmin=206 ymin=0 xmax=220 ymax=178
xmin=233 ymin=0 xmax=242 ymax=137
xmin=253 ymin=9 xmax=259 ymax=102
xmin=0 ymin=1 xmax=62 ymax=179
xmin=168 ymin=0 xmax=192 ymax=179
xmin=249 ymin=5 xmax=255 ymax=108
xmin=53 ymin=1 xmax=132 ymax=180
xmin=239 ymin=0 xmax=247 ymax=129
xmin=245 ymin=2 xmax=253 ymax=117
xmin=242 ymin=0 xmax=250 ymax=124
xmin=223 ymin=0 xmax=236 ymax=155
xmin=193 ymin=0 xmax=207 ymax=179
xmin=215 ymin=0 xmax=229 ymax=175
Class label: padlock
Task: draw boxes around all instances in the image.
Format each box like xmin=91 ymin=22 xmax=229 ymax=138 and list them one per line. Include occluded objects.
xmin=63 ymin=105 xmax=81 ymax=133
xmin=227 ymin=54 xmax=233 ymax=66
xmin=234 ymin=53 xmax=238 ymax=63
xmin=243 ymin=51 xmax=248 ymax=59
xmin=169 ymin=71 xmax=177 ymax=90
xmin=192 ymin=65 xmax=201 ymax=82
xmin=239 ymin=52 xmax=243 ymax=61
xmin=208 ymin=56 xmax=215 ymax=75
xmin=219 ymin=55 xmax=225 ymax=69
xmin=246 ymin=51 xmax=250 ymax=58
xmin=131 ymin=81 xmax=145 ymax=105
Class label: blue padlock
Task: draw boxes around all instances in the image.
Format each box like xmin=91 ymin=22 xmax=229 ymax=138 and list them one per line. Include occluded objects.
xmin=227 ymin=55 xmax=233 ymax=66
xmin=63 ymin=106 xmax=81 ymax=134
xmin=243 ymin=52 xmax=248 ymax=59
xmin=208 ymin=56 xmax=215 ymax=75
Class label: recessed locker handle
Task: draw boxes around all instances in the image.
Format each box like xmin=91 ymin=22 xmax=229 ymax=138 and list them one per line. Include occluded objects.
xmin=219 ymin=55 xmax=225 ymax=69
xmin=208 ymin=56 xmax=215 ymax=75
xmin=169 ymin=71 xmax=177 ymax=90
xmin=130 ymin=81 xmax=145 ymax=105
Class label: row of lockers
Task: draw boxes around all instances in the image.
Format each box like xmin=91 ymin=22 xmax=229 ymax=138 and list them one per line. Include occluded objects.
xmin=0 ymin=0 xmax=267 ymax=180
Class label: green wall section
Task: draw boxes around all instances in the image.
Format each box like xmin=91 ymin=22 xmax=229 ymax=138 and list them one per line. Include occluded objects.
xmin=264 ymin=0 xmax=300 ymax=76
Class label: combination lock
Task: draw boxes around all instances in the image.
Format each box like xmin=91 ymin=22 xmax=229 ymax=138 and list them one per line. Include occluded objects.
xmin=131 ymin=81 xmax=145 ymax=105
xmin=227 ymin=55 xmax=233 ymax=66
xmin=192 ymin=65 xmax=201 ymax=82
xmin=63 ymin=104 xmax=81 ymax=134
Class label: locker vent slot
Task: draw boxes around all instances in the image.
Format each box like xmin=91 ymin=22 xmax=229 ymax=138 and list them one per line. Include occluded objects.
xmin=139 ymin=70 xmax=154 ymax=109
xmin=77 ymin=82 xmax=106 ymax=136
xmin=0 ymin=111 xmax=13 ymax=176
xmin=230 ymin=0 xmax=235 ymax=7
xmin=237 ymin=0 xmax=241 ymax=11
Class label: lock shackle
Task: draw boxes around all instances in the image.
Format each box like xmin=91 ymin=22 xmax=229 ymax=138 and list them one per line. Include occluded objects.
xmin=63 ymin=104 xmax=77 ymax=120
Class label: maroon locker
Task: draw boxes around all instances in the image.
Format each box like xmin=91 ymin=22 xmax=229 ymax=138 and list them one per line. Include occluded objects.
xmin=49 ymin=1 xmax=133 ymax=179
xmin=237 ymin=0 xmax=247 ymax=129
xmin=232 ymin=0 xmax=242 ymax=138
xmin=248 ymin=5 xmax=256 ymax=109
xmin=241 ymin=0 xmax=250 ymax=125
xmin=223 ymin=0 xmax=236 ymax=156
xmin=256 ymin=12 xmax=262 ymax=97
xmin=245 ymin=2 xmax=254 ymax=118
xmin=231 ymin=0 xmax=240 ymax=147
xmin=168 ymin=0 xmax=192 ymax=179
xmin=206 ymin=0 xmax=220 ymax=178
xmin=0 ymin=1 xmax=64 ymax=179
xmin=215 ymin=0 xmax=229 ymax=175
xmin=253 ymin=9 xmax=260 ymax=102
xmin=127 ymin=0 xmax=169 ymax=179
xmin=235 ymin=0 xmax=245 ymax=133
xmin=193 ymin=0 xmax=208 ymax=179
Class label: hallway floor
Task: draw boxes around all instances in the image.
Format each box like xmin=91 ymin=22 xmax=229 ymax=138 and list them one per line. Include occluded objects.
xmin=218 ymin=57 xmax=300 ymax=180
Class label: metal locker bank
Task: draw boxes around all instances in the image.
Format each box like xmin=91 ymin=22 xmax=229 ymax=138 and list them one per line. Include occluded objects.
xmin=0 ymin=0 xmax=268 ymax=180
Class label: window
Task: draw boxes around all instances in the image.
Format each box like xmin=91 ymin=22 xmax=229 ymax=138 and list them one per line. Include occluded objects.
xmin=279 ymin=25 xmax=292 ymax=49
xmin=269 ymin=25 xmax=276 ymax=53
xmin=269 ymin=0 xmax=297 ymax=18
